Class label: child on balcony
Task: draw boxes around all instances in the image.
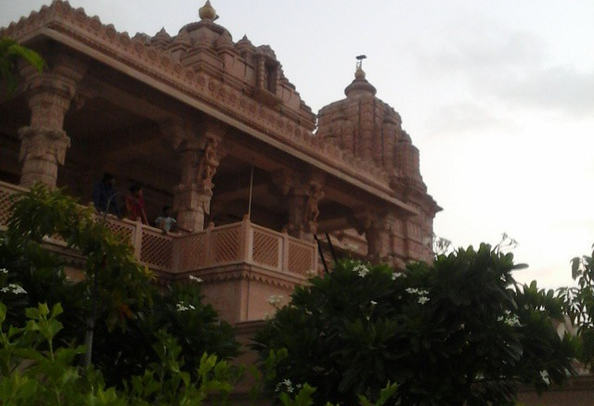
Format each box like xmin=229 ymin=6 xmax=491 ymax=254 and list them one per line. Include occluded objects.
xmin=125 ymin=184 xmax=148 ymax=225
xmin=155 ymin=205 xmax=190 ymax=234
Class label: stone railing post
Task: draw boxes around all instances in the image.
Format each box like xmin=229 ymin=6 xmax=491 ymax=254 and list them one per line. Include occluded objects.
xmin=240 ymin=215 xmax=253 ymax=263
xmin=131 ymin=222 xmax=143 ymax=260
xmin=205 ymin=222 xmax=213 ymax=267
xmin=281 ymin=231 xmax=290 ymax=273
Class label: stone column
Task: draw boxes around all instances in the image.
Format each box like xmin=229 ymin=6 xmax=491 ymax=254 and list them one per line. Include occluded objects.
xmin=273 ymin=171 xmax=324 ymax=242
xmin=18 ymin=58 xmax=86 ymax=188
xmin=357 ymin=211 xmax=391 ymax=264
xmin=287 ymin=184 xmax=310 ymax=240
xmin=163 ymin=119 xmax=226 ymax=232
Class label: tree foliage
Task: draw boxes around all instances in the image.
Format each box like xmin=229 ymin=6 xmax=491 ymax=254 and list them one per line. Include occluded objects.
xmin=558 ymin=244 xmax=594 ymax=370
xmin=0 ymin=38 xmax=45 ymax=95
xmin=254 ymin=246 xmax=576 ymax=406
xmin=0 ymin=301 xmax=241 ymax=406
xmin=0 ymin=184 xmax=238 ymax=385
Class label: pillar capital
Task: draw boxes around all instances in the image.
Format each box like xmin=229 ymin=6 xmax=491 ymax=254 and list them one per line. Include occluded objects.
xmin=18 ymin=54 xmax=87 ymax=188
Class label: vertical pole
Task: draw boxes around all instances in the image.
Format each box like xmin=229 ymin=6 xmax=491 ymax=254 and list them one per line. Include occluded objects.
xmin=248 ymin=164 xmax=254 ymax=220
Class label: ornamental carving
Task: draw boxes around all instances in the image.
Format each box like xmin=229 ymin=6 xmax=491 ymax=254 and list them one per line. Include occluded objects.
xmin=195 ymin=136 xmax=220 ymax=194
xmin=304 ymin=183 xmax=324 ymax=232
xmin=18 ymin=127 xmax=71 ymax=165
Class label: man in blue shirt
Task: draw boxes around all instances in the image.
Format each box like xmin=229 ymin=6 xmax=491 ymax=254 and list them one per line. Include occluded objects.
xmin=92 ymin=172 xmax=121 ymax=217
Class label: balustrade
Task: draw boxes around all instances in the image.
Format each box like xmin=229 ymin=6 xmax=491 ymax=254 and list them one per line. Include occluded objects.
xmin=0 ymin=180 xmax=316 ymax=277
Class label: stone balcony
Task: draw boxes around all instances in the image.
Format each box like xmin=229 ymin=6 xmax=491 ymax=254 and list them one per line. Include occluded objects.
xmin=0 ymin=180 xmax=317 ymax=324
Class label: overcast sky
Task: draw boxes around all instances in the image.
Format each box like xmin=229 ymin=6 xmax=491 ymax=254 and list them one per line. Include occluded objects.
xmin=2 ymin=0 xmax=593 ymax=289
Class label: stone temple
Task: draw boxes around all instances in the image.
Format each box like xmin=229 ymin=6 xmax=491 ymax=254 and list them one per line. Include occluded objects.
xmin=0 ymin=0 xmax=439 ymax=324
xmin=3 ymin=3 xmax=594 ymax=404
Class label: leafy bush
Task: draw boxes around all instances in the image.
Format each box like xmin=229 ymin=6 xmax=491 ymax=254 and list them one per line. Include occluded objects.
xmin=254 ymin=246 xmax=575 ymax=406
xmin=559 ymin=244 xmax=594 ymax=370
xmin=0 ymin=301 xmax=241 ymax=406
xmin=0 ymin=184 xmax=238 ymax=386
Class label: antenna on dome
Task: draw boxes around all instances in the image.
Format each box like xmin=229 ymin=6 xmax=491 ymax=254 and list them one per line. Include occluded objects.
xmin=356 ymin=55 xmax=367 ymax=69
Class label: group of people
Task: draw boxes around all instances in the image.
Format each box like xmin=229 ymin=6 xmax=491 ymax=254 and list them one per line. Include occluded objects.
xmin=92 ymin=173 xmax=187 ymax=234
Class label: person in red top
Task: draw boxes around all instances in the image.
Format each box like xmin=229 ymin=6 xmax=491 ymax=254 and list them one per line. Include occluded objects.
xmin=125 ymin=184 xmax=148 ymax=225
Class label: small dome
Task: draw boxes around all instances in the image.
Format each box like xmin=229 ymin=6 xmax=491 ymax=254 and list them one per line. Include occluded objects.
xmin=215 ymin=31 xmax=235 ymax=51
xmin=173 ymin=29 xmax=192 ymax=47
xmin=344 ymin=67 xmax=376 ymax=98
xmin=152 ymin=27 xmax=172 ymax=49
xmin=236 ymin=34 xmax=255 ymax=52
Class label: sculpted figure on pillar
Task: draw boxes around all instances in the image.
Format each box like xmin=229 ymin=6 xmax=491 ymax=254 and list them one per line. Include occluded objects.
xmin=18 ymin=56 xmax=87 ymax=187
xmin=195 ymin=136 xmax=221 ymax=194
xmin=273 ymin=169 xmax=324 ymax=240
xmin=162 ymin=119 xmax=226 ymax=232
xmin=304 ymin=182 xmax=324 ymax=234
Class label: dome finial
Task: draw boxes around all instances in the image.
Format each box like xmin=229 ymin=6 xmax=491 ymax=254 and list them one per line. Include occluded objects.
xmin=344 ymin=55 xmax=376 ymax=97
xmin=199 ymin=0 xmax=218 ymax=21
xmin=355 ymin=54 xmax=367 ymax=78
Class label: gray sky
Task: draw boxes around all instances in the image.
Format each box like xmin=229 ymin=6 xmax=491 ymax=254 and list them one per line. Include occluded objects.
xmin=2 ymin=0 xmax=593 ymax=289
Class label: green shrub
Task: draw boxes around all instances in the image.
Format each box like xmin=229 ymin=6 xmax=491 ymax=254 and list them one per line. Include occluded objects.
xmin=254 ymin=246 xmax=575 ymax=406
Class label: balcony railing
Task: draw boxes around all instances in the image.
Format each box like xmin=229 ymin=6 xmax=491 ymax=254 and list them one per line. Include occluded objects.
xmin=0 ymin=180 xmax=317 ymax=278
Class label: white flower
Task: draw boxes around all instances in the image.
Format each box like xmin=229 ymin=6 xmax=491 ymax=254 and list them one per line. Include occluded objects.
xmin=498 ymin=311 xmax=521 ymax=327
xmin=370 ymin=300 xmax=377 ymax=306
xmin=353 ymin=264 xmax=370 ymax=277
xmin=391 ymin=272 xmax=405 ymax=280
xmin=540 ymin=370 xmax=550 ymax=385
xmin=282 ymin=379 xmax=294 ymax=393
xmin=505 ymin=315 xmax=521 ymax=327
xmin=188 ymin=275 xmax=203 ymax=283
xmin=176 ymin=302 xmax=189 ymax=312
xmin=406 ymin=288 xmax=419 ymax=294
xmin=418 ymin=296 xmax=430 ymax=305
xmin=188 ymin=304 xmax=196 ymax=310
xmin=0 ymin=268 xmax=8 ymax=274
xmin=1 ymin=284 xmax=26 ymax=295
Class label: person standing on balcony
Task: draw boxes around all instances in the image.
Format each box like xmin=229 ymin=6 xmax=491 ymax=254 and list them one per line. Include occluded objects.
xmin=125 ymin=184 xmax=148 ymax=225
xmin=92 ymin=172 xmax=121 ymax=217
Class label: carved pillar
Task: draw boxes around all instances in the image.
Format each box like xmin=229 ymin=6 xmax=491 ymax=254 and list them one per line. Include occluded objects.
xmin=357 ymin=211 xmax=391 ymax=264
xmin=287 ymin=185 xmax=310 ymax=239
xmin=163 ymin=119 xmax=226 ymax=232
xmin=18 ymin=58 xmax=86 ymax=187
xmin=273 ymin=171 xmax=324 ymax=242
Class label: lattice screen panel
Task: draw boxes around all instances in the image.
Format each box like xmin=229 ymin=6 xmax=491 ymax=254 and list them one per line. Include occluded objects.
xmin=104 ymin=219 xmax=134 ymax=242
xmin=252 ymin=229 xmax=280 ymax=269
xmin=140 ymin=232 xmax=173 ymax=269
xmin=211 ymin=227 xmax=240 ymax=264
xmin=288 ymin=242 xmax=313 ymax=275
xmin=177 ymin=234 xmax=207 ymax=271
xmin=0 ymin=188 xmax=14 ymax=226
